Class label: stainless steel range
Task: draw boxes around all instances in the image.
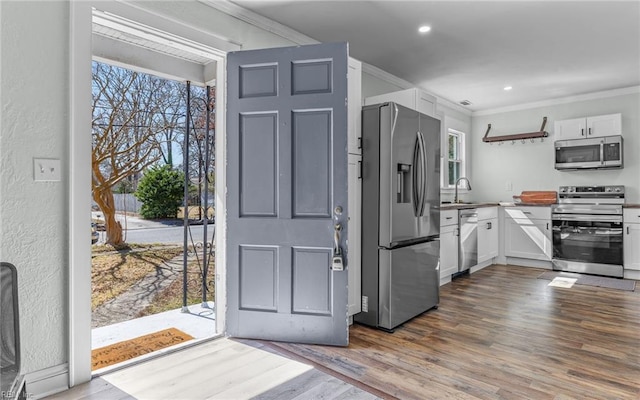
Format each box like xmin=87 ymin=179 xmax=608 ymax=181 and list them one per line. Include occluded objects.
xmin=551 ymin=185 xmax=624 ymax=277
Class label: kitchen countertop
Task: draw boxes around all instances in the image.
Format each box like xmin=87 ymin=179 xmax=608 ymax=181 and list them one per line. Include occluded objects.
xmin=441 ymin=203 xmax=640 ymax=209
xmin=440 ymin=202 xmax=500 ymax=210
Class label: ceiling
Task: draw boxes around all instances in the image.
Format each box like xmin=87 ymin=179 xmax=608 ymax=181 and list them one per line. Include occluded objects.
xmin=230 ymin=1 xmax=640 ymax=112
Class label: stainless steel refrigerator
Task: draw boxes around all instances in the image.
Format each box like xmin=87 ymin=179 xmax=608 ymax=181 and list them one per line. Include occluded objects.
xmin=355 ymin=102 xmax=440 ymax=331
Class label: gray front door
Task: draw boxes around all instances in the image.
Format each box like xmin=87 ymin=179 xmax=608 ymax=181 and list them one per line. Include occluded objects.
xmin=226 ymin=43 xmax=349 ymax=346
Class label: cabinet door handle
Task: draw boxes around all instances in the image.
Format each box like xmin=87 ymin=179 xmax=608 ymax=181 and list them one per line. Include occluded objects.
xmin=581 ymin=128 xmax=585 ymax=136
xmin=546 ymin=223 xmax=549 ymax=230
xmin=358 ymin=137 xmax=362 ymax=149
xmin=588 ymin=127 xmax=592 ymax=136
xmin=487 ymin=222 xmax=492 ymax=230
xmin=628 ymin=226 xmax=631 ymax=235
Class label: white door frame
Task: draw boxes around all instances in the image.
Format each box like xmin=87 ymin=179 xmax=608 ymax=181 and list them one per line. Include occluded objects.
xmin=69 ymin=1 xmax=231 ymax=386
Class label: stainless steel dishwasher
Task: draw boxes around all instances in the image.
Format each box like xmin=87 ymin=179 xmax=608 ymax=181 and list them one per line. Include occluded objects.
xmin=458 ymin=209 xmax=478 ymax=272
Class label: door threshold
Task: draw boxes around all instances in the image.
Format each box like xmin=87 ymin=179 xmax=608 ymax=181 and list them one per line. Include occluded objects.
xmin=91 ymin=333 xmax=224 ymax=378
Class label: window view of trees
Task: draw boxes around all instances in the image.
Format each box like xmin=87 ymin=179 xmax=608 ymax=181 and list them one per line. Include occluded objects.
xmin=92 ymin=61 xmax=214 ymax=246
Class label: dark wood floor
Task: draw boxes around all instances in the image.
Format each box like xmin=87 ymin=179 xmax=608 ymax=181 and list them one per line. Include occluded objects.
xmin=265 ymin=265 xmax=640 ymax=400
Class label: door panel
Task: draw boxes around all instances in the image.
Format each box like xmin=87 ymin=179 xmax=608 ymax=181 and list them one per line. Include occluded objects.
xmin=239 ymin=113 xmax=278 ymax=217
xmin=227 ymin=43 xmax=349 ymax=346
xmin=292 ymin=110 xmax=332 ymax=218
xmin=292 ymin=248 xmax=332 ymax=315
xmin=239 ymin=246 xmax=278 ymax=311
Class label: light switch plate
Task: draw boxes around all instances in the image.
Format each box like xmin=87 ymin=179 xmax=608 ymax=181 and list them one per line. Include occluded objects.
xmin=34 ymin=158 xmax=62 ymax=181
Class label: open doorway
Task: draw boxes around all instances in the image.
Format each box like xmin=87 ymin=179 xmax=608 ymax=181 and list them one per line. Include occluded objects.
xmin=87 ymin=6 xmax=225 ymax=374
xmin=90 ymin=61 xmax=217 ymax=372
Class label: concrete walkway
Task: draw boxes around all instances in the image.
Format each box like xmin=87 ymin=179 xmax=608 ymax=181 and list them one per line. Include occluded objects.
xmin=91 ymin=253 xmax=196 ymax=328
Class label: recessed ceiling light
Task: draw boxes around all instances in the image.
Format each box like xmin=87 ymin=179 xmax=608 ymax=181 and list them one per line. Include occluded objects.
xmin=504 ymin=86 xmax=513 ymax=91
xmin=418 ymin=25 xmax=431 ymax=34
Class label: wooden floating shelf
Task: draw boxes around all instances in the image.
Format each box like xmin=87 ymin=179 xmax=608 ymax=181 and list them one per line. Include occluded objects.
xmin=483 ymin=116 xmax=549 ymax=143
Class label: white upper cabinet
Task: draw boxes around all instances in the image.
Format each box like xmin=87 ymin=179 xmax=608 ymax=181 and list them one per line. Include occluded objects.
xmin=554 ymin=117 xmax=586 ymax=140
xmin=348 ymin=57 xmax=362 ymax=155
xmin=554 ymin=113 xmax=621 ymax=140
xmin=587 ymin=114 xmax=621 ymax=138
xmin=364 ymin=88 xmax=437 ymax=118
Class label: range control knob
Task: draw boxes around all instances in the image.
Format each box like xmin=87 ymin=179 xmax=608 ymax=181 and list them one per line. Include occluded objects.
xmin=568 ymin=187 xmax=575 ymax=193
xmin=605 ymin=187 xmax=612 ymax=192
xmin=615 ymin=187 xmax=622 ymax=193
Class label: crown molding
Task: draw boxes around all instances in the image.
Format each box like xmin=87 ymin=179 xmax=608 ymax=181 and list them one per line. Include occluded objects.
xmin=360 ymin=63 xmax=413 ymax=91
xmin=473 ymin=86 xmax=640 ymax=117
xmin=199 ymin=0 xmax=318 ymax=45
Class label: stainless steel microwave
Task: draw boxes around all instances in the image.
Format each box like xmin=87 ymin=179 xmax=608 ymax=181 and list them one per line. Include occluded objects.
xmin=555 ymin=135 xmax=623 ymax=170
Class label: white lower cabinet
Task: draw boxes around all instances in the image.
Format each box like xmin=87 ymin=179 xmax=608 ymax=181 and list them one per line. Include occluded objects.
xmin=477 ymin=207 xmax=498 ymax=263
xmin=440 ymin=209 xmax=459 ymax=281
xmin=503 ymin=207 xmax=552 ymax=261
xmin=623 ymin=209 xmax=640 ymax=271
xmin=347 ymin=154 xmax=362 ymax=316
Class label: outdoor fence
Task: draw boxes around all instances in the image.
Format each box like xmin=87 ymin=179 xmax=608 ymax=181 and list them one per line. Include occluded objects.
xmin=113 ymin=193 xmax=143 ymax=214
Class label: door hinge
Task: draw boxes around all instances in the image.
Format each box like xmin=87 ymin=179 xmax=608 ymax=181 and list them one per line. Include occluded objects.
xmin=361 ymin=295 xmax=368 ymax=313
xmin=358 ymin=160 xmax=362 ymax=179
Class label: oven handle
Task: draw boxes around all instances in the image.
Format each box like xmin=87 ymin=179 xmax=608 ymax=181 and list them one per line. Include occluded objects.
xmin=552 ymin=214 xmax=622 ymax=223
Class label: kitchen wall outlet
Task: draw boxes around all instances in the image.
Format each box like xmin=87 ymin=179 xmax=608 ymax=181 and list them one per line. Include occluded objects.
xmin=361 ymin=296 xmax=369 ymax=313
xmin=34 ymin=158 xmax=61 ymax=181
xmin=505 ymin=181 xmax=513 ymax=191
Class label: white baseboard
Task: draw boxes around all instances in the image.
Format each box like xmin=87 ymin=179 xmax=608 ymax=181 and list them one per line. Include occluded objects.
xmin=25 ymin=364 xmax=69 ymax=399
xmin=506 ymin=257 xmax=553 ymax=269
xmin=470 ymin=259 xmax=493 ymax=273
xmin=439 ymin=274 xmax=452 ymax=286
xmin=624 ymin=269 xmax=640 ymax=281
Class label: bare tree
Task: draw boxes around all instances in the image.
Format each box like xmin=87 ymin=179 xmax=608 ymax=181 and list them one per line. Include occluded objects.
xmin=92 ymin=62 xmax=186 ymax=246
xmin=184 ymin=86 xmax=216 ymax=219
xmin=156 ymin=83 xmax=187 ymax=166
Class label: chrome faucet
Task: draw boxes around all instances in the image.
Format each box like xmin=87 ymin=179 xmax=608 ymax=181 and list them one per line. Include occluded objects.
xmin=454 ymin=177 xmax=472 ymax=204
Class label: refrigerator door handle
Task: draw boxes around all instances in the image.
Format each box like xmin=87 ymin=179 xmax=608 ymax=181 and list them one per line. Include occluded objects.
xmin=412 ymin=133 xmax=421 ymax=217
xmin=417 ymin=131 xmax=428 ymax=216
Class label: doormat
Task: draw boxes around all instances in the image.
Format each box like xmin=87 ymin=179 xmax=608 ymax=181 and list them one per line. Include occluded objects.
xmin=537 ymin=271 xmax=636 ymax=291
xmin=91 ymin=328 xmax=194 ymax=371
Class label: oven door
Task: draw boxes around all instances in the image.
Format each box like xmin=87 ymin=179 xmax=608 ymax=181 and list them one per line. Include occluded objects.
xmin=552 ymin=213 xmax=623 ymax=267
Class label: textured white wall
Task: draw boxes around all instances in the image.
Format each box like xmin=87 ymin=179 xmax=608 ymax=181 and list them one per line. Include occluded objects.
xmin=1 ymin=1 xmax=69 ymax=373
xmin=470 ymin=91 xmax=640 ymax=203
